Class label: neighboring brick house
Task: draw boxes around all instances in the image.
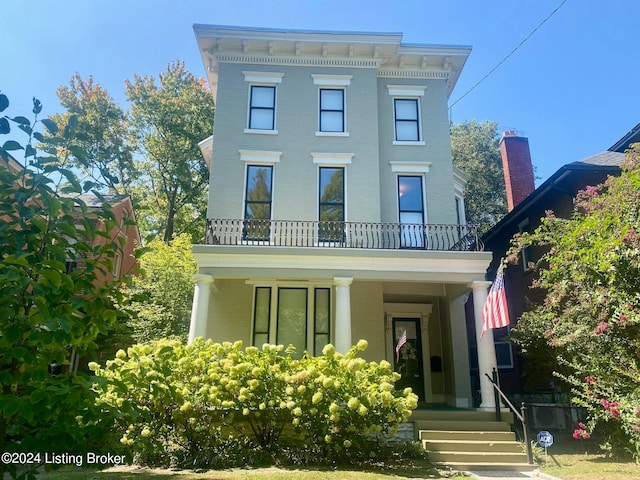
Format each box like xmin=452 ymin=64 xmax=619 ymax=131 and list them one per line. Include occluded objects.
xmin=1 ymin=155 xmax=140 ymax=284
xmin=69 ymin=194 xmax=140 ymax=285
xmin=188 ymin=25 xmax=504 ymax=409
xmin=465 ymin=125 xmax=639 ymax=415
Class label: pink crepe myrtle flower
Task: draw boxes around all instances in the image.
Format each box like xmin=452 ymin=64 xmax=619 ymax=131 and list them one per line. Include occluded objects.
xmin=593 ymin=321 xmax=609 ymax=335
xmin=573 ymin=426 xmax=591 ymax=440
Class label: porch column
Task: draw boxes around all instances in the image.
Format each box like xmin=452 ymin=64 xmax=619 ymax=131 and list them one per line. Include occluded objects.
xmin=188 ymin=274 xmax=214 ymax=344
xmin=334 ymin=277 xmax=353 ymax=354
xmin=470 ymin=280 xmax=498 ymax=410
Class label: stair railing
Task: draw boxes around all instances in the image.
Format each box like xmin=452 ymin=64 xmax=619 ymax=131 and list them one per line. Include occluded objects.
xmin=484 ymin=368 xmax=533 ymax=465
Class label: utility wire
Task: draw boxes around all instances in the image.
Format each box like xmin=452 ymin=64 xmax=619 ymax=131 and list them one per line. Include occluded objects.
xmin=449 ymin=0 xmax=568 ymax=111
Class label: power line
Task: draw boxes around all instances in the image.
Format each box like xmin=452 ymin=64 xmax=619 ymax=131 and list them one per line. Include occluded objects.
xmin=449 ymin=0 xmax=568 ymax=111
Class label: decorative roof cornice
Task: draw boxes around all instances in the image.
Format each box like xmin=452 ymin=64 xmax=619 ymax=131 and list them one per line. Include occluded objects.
xmin=217 ymin=54 xmax=381 ymax=69
xmin=194 ymin=25 xmax=471 ymax=100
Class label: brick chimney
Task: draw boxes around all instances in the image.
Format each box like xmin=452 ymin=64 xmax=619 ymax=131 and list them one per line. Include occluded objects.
xmin=499 ymin=131 xmax=535 ymax=211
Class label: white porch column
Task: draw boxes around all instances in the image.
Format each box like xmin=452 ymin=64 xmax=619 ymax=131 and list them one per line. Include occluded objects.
xmin=333 ymin=277 xmax=353 ymax=354
xmin=188 ymin=274 xmax=214 ymax=344
xmin=470 ymin=280 xmax=498 ymax=410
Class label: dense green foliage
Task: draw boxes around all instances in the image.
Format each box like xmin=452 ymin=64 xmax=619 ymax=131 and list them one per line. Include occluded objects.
xmin=450 ymin=120 xmax=507 ymax=233
xmin=49 ymin=74 xmax=134 ymax=194
xmin=0 ymin=94 xmax=130 ymax=478
xmin=91 ymin=338 xmax=418 ymax=469
xmin=50 ymin=62 xmax=215 ymax=243
xmin=510 ymin=144 xmax=640 ymax=458
xmin=126 ymin=61 xmax=215 ymax=242
xmin=125 ymin=234 xmax=196 ymax=342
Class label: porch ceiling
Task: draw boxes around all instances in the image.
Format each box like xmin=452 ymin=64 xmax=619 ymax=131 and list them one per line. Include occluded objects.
xmin=192 ymin=245 xmax=491 ymax=284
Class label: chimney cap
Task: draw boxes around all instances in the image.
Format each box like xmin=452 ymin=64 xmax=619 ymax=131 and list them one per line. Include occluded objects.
xmin=501 ymin=128 xmax=525 ymax=139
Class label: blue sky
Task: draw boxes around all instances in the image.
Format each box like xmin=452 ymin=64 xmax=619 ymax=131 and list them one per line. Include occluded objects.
xmin=1 ymin=0 xmax=637 ymax=184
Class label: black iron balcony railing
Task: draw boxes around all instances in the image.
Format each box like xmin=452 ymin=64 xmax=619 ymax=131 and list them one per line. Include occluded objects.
xmin=205 ymin=219 xmax=482 ymax=252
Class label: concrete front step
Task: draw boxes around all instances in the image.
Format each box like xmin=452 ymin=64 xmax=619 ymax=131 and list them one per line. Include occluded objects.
xmin=411 ymin=409 xmax=514 ymax=424
xmin=416 ymin=420 xmax=513 ymax=431
xmin=423 ymin=439 xmax=523 ymax=453
xmin=416 ymin=409 xmax=532 ymax=472
xmin=427 ymin=450 xmax=529 ymax=464
xmin=432 ymin=461 xmax=534 ymax=472
xmin=420 ymin=430 xmax=517 ymax=442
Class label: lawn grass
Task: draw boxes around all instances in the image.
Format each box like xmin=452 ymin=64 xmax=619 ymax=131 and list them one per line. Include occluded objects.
xmin=536 ymin=431 xmax=640 ymax=480
xmin=37 ymin=461 xmax=465 ymax=480
xmin=38 ymin=466 xmax=460 ymax=479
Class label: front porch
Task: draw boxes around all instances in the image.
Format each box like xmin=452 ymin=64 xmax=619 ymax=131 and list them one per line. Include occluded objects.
xmin=190 ymin=242 xmax=501 ymax=410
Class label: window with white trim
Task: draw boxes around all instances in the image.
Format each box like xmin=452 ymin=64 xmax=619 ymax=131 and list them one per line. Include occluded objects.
xmin=243 ymin=165 xmax=273 ymax=240
xmin=398 ymin=175 xmax=426 ymax=248
xmin=495 ymin=340 xmax=514 ymax=369
xmin=243 ymin=71 xmax=283 ymax=134
xmin=387 ymin=85 xmax=426 ymax=145
xmin=251 ymin=286 xmax=331 ymax=357
xmin=249 ymin=86 xmax=276 ymax=130
xmin=312 ymin=74 xmax=351 ymax=136
xmin=318 ymin=167 xmax=344 ymax=242
xmin=394 ymin=99 xmax=420 ymax=141
xmin=319 ymin=89 xmax=345 ymax=132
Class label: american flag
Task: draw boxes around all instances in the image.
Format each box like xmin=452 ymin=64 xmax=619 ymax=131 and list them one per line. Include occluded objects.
xmin=481 ymin=263 xmax=510 ymax=336
xmin=395 ymin=330 xmax=407 ymax=361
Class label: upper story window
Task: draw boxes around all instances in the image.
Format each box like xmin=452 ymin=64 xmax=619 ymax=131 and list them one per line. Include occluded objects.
xmin=398 ymin=175 xmax=425 ymax=248
xmin=319 ymin=167 xmax=345 ymax=242
xmin=244 ymin=164 xmax=273 ymax=240
xmin=319 ymin=89 xmax=344 ymax=132
xmin=312 ymin=74 xmax=351 ymax=136
xmin=387 ymin=85 xmax=426 ymax=145
xmin=243 ymin=71 xmax=284 ymax=135
xmin=249 ymin=86 xmax=276 ymax=130
xmin=394 ymin=99 xmax=419 ymax=141
xmin=518 ymin=218 xmax=534 ymax=271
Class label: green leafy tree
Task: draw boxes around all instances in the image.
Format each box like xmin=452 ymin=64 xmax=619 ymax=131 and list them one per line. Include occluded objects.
xmin=126 ymin=60 xmax=215 ymax=242
xmin=510 ymin=143 xmax=640 ymax=458
xmin=0 ymin=93 xmax=129 ymax=477
xmin=49 ymin=73 xmax=134 ymax=193
xmin=125 ymin=234 xmax=196 ymax=343
xmin=450 ymin=120 xmax=507 ymax=233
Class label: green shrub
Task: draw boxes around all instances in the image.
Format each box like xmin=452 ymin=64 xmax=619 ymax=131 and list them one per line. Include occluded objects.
xmin=91 ymin=338 xmax=418 ymax=468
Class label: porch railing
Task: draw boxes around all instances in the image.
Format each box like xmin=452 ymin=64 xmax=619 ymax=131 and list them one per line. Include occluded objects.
xmin=205 ymin=219 xmax=482 ymax=252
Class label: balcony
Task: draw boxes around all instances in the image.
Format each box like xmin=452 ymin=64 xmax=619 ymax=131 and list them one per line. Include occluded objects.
xmin=205 ymin=219 xmax=482 ymax=252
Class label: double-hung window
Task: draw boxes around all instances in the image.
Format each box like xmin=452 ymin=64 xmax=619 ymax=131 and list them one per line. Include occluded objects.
xmin=398 ymin=175 xmax=425 ymax=248
xmin=251 ymin=285 xmax=331 ymax=357
xmin=318 ymin=167 xmax=345 ymax=242
xmin=249 ymin=86 xmax=276 ymax=130
xmin=243 ymin=165 xmax=273 ymax=240
xmin=394 ymin=99 xmax=419 ymax=141
xmin=243 ymin=71 xmax=284 ymax=134
xmin=319 ymin=89 xmax=344 ymax=132
xmin=387 ymin=85 xmax=426 ymax=145
xmin=312 ymin=74 xmax=351 ymax=136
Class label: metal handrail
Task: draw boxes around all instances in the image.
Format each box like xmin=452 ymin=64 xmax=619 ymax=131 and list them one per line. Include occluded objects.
xmin=485 ymin=369 xmax=533 ymax=465
xmin=205 ymin=218 xmax=482 ymax=252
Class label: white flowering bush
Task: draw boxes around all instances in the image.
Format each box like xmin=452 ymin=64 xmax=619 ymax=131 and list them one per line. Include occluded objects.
xmin=91 ymin=338 xmax=418 ymax=468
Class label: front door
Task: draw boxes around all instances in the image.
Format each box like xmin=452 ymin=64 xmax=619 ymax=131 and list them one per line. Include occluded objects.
xmin=393 ymin=318 xmax=425 ymax=401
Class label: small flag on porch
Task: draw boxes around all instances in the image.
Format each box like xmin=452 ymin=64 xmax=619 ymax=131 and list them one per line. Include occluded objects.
xmin=395 ymin=330 xmax=407 ymax=361
xmin=481 ymin=263 xmax=510 ymax=336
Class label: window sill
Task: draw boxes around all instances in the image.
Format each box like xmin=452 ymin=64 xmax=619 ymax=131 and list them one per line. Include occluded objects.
xmin=393 ymin=140 xmax=426 ymax=146
xmin=244 ymin=129 xmax=278 ymax=135
xmin=316 ymin=131 xmax=349 ymax=137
